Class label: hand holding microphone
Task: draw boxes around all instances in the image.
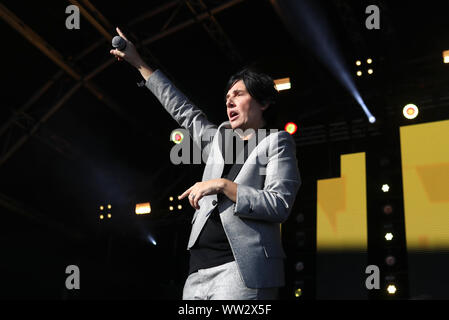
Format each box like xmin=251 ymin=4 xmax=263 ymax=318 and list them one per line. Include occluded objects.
xmin=112 ymin=35 xmax=127 ymax=51
xmin=110 ymin=27 xmax=142 ymax=68
xmin=109 ymin=27 xmax=153 ymax=81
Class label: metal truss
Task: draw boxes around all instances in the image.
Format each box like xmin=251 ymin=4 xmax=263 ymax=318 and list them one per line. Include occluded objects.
xmin=0 ymin=0 xmax=246 ymax=226
xmin=0 ymin=3 xmax=135 ymax=166
xmin=184 ymin=0 xmax=243 ymax=63
xmin=0 ymin=0 xmax=245 ymax=168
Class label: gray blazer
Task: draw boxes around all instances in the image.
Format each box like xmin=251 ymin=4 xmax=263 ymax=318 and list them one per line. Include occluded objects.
xmin=145 ymin=70 xmax=301 ymax=289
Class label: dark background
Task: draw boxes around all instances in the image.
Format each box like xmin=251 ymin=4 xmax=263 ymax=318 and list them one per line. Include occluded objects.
xmin=1 ymin=0 xmax=448 ymax=299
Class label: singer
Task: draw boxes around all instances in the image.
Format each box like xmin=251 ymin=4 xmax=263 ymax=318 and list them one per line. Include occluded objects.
xmin=110 ymin=27 xmax=301 ymax=300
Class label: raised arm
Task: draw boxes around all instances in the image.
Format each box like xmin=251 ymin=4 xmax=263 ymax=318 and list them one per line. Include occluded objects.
xmin=110 ymin=27 xmax=217 ymax=157
xmin=110 ymin=27 xmax=153 ymax=81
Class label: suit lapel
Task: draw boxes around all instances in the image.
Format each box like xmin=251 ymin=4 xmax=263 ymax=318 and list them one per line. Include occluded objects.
xmin=187 ymin=123 xmax=275 ymax=249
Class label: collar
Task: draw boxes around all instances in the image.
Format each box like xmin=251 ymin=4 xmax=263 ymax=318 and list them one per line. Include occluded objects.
xmin=218 ymin=121 xmax=267 ymax=141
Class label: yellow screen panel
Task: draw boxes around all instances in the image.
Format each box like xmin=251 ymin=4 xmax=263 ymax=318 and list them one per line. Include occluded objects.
xmin=400 ymin=120 xmax=449 ymax=250
xmin=317 ymin=152 xmax=367 ymax=251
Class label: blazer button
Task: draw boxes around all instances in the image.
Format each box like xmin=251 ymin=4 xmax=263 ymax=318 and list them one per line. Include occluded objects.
xmin=212 ymin=200 xmax=217 ymax=206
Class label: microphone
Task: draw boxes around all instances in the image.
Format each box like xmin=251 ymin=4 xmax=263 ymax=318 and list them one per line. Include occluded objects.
xmin=112 ymin=36 xmax=127 ymax=51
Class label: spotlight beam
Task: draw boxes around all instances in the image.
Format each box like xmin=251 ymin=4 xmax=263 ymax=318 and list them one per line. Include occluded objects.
xmin=148 ymin=234 xmax=157 ymax=246
xmin=271 ymin=0 xmax=376 ymax=123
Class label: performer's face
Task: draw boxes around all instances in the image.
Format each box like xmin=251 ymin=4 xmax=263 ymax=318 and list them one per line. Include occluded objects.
xmin=225 ymin=80 xmax=267 ymax=131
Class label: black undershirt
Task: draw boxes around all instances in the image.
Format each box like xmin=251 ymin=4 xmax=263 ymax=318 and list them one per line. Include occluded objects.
xmin=188 ymin=131 xmax=252 ymax=275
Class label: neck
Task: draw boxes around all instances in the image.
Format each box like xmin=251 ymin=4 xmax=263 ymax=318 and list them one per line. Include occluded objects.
xmin=235 ymin=118 xmax=266 ymax=140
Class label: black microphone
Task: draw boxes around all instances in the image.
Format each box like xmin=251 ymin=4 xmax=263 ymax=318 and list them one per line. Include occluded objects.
xmin=112 ymin=36 xmax=127 ymax=51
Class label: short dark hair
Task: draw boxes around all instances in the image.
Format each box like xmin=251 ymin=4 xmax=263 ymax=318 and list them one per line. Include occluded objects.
xmin=225 ymin=69 xmax=278 ymax=128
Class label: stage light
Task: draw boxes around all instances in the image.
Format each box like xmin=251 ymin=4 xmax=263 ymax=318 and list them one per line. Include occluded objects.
xmin=296 ymin=213 xmax=304 ymax=223
xmin=169 ymin=196 xmax=174 ymax=201
xmin=169 ymin=206 xmax=174 ymax=211
xmin=100 ymin=214 xmax=104 ymax=220
xmin=443 ymin=50 xmax=449 ymax=64
xmin=148 ymin=234 xmax=157 ymax=246
xmin=379 ymin=156 xmax=391 ymax=167
xmin=368 ymin=69 xmax=373 ymax=75
xmin=383 ymin=204 xmax=393 ymax=215
xmin=382 ymin=184 xmax=390 ymax=192
xmin=295 ymin=261 xmax=304 ymax=272
xmin=100 ymin=205 xmax=104 ymax=211
xmin=294 ymin=288 xmax=302 ymax=298
xmin=178 ymin=205 xmax=182 ymax=210
xmin=387 ymin=284 xmax=397 ymax=295
xmin=171 ymin=130 xmax=184 ymax=144
xmin=284 ymin=122 xmax=298 ymax=135
xmin=107 ymin=213 xmax=111 ymax=219
xmin=274 ymin=77 xmax=291 ymax=91
xmin=356 ymin=70 xmax=362 ymax=77
xmin=385 ymin=232 xmax=394 ymax=241
xmin=277 ymin=0 xmax=376 ymax=125
xmin=135 ymin=202 xmax=151 ymax=215
xmin=367 ymin=58 xmax=373 ymax=64
xmin=356 ymin=60 xmax=361 ymax=66
xmin=385 ymin=255 xmax=396 ymax=266
xmin=107 ymin=204 xmax=111 ymax=209
xmin=403 ymin=104 xmax=419 ymax=120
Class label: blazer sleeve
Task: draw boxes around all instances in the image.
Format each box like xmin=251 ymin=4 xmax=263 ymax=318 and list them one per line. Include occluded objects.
xmin=145 ymin=69 xmax=217 ymax=159
xmin=234 ymin=131 xmax=301 ymax=223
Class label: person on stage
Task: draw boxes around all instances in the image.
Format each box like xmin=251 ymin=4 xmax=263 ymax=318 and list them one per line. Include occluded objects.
xmin=110 ymin=27 xmax=301 ymax=300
